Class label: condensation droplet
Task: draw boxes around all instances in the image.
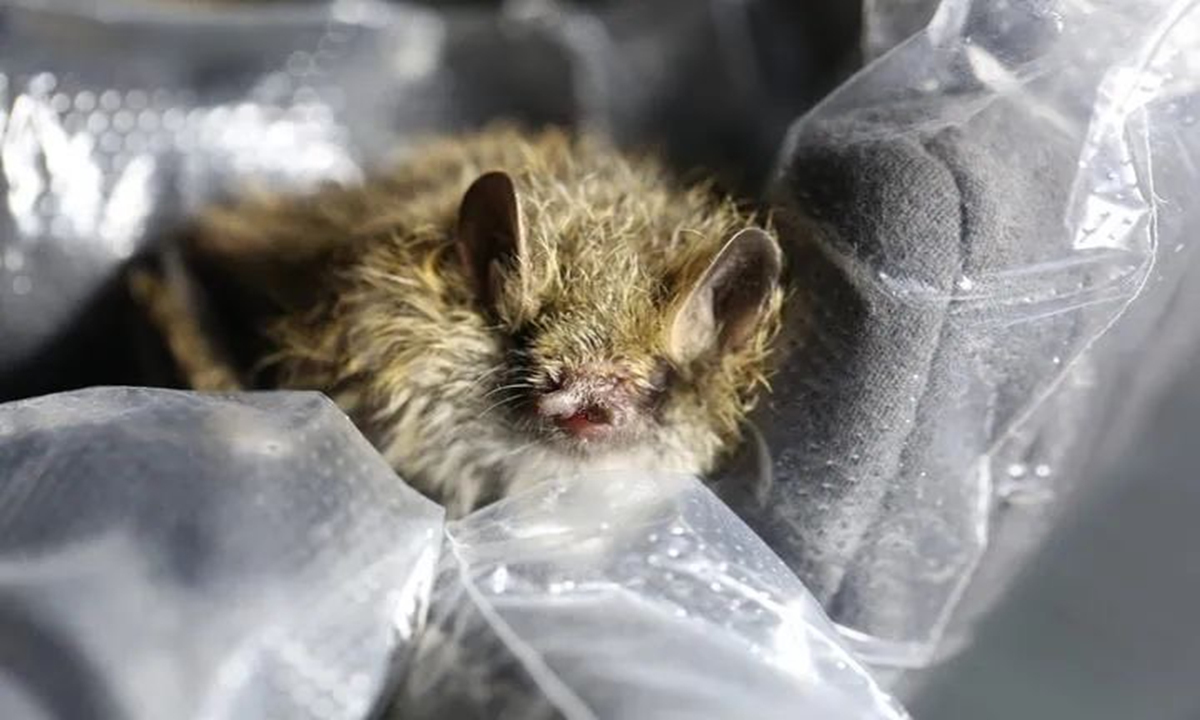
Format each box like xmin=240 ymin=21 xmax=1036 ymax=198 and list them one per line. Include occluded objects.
xmin=125 ymin=89 xmax=149 ymax=109
xmin=12 ymin=275 xmax=32 ymax=295
xmin=137 ymin=111 xmax=160 ymax=132
xmin=1034 ymin=464 xmax=1052 ymax=478
xmin=87 ymin=111 xmax=109 ymax=134
xmin=1006 ymin=463 xmax=1027 ymax=478
xmin=548 ymin=579 xmax=575 ymax=594
xmin=100 ymin=132 xmax=122 ymax=153
xmin=286 ymin=51 xmax=313 ymax=76
xmin=162 ymin=108 xmax=186 ymax=131
xmin=489 ymin=566 xmax=509 ymax=594
xmin=100 ymin=89 xmax=122 ymax=111
xmin=29 ymin=72 xmax=56 ymax=94
xmin=2 ymin=248 xmax=24 ymax=271
xmin=113 ymin=110 xmax=136 ymax=132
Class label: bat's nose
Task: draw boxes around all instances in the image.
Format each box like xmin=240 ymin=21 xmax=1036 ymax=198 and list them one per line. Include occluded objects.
xmin=537 ymin=384 xmax=618 ymax=440
xmin=555 ymin=403 xmax=613 ymax=439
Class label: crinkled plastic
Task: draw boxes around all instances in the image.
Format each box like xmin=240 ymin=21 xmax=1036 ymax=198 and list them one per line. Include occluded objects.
xmin=728 ymin=0 xmax=1200 ymax=668
xmin=10 ymin=0 xmax=1197 ymax=705
xmin=860 ymin=0 xmax=937 ymax=62
xmin=0 ymin=389 xmax=906 ymax=719
xmin=0 ymin=387 xmax=444 ymax=719
xmin=393 ymin=471 xmax=908 ymax=720
xmin=0 ymin=0 xmax=905 ymax=715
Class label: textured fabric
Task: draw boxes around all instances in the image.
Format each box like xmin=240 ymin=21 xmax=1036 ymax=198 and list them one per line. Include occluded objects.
xmin=716 ymin=96 xmax=1124 ymax=644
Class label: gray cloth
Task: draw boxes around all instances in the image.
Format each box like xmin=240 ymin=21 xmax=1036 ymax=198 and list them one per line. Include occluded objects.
xmin=716 ymin=0 xmax=1200 ymax=660
xmin=716 ymin=98 xmax=1140 ymax=648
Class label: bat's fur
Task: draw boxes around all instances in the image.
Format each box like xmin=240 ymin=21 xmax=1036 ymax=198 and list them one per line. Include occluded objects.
xmin=144 ymin=127 xmax=782 ymax=516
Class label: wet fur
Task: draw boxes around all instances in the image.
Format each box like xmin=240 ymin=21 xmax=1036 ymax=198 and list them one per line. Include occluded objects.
xmin=150 ymin=127 xmax=782 ymax=516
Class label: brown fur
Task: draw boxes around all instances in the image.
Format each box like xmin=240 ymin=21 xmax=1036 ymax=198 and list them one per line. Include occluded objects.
xmin=143 ymin=127 xmax=782 ymax=516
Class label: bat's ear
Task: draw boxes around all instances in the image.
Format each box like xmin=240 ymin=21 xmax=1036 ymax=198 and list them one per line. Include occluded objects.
xmin=667 ymin=227 xmax=782 ymax=364
xmin=457 ymin=171 xmax=525 ymax=309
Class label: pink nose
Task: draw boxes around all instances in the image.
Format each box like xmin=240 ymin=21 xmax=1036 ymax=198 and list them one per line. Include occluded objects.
xmin=555 ymin=404 xmax=613 ymax=438
xmin=537 ymin=386 xmax=617 ymax=440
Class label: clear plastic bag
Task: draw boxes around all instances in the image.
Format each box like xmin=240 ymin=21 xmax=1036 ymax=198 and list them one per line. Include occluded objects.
xmin=725 ymin=0 xmax=1200 ymax=667
xmin=10 ymin=0 xmax=1198 ymax=701
xmin=394 ymin=471 xmax=908 ymax=720
xmin=0 ymin=390 xmax=906 ymax=719
xmin=0 ymin=387 xmax=445 ymax=719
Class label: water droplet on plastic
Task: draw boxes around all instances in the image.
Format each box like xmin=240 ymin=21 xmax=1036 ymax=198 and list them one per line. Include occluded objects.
xmin=1034 ymin=464 xmax=1052 ymax=478
xmin=100 ymin=89 xmax=121 ymax=111
xmin=100 ymin=132 xmax=122 ymax=154
xmin=490 ymin=566 xmax=509 ymax=593
xmin=12 ymin=275 xmax=32 ymax=295
xmin=87 ymin=111 xmax=109 ymax=134
xmin=125 ymin=89 xmax=148 ymax=109
xmin=113 ymin=110 xmax=136 ymax=132
xmin=548 ymin=579 xmax=575 ymax=594
xmin=1007 ymin=463 xmax=1027 ymax=478
xmin=74 ymin=91 xmax=96 ymax=112
xmin=29 ymin=72 xmax=56 ymax=94
xmin=2 ymin=248 xmax=24 ymax=271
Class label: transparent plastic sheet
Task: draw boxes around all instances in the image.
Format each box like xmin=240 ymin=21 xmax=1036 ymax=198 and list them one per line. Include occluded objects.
xmin=0 ymin=0 xmax=450 ymax=394
xmin=0 ymin=387 xmax=445 ymax=719
xmin=721 ymin=0 xmax=1200 ymax=668
xmin=393 ymin=472 xmax=908 ymax=720
xmin=0 ymin=0 xmax=849 ymax=397
xmin=860 ymin=0 xmax=938 ymax=62
xmin=0 ymin=389 xmax=906 ymax=719
xmin=0 ymin=0 xmax=905 ymax=715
